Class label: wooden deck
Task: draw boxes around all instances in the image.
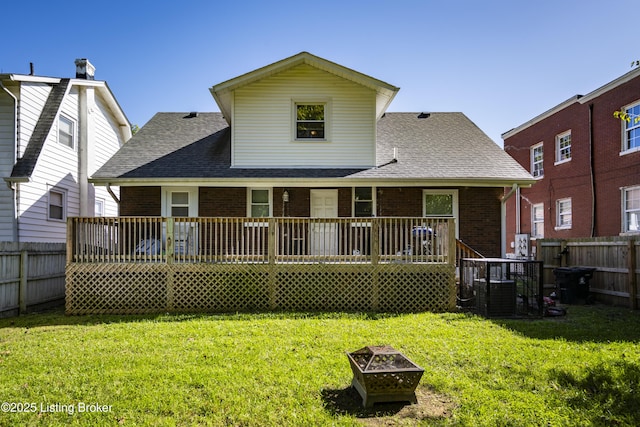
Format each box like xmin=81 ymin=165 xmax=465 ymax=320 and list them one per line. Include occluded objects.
xmin=66 ymin=217 xmax=458 ymax=314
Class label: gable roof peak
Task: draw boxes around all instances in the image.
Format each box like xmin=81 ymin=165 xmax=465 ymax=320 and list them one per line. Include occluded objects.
xmin=210 ymin=52 xmax=399 ymax=125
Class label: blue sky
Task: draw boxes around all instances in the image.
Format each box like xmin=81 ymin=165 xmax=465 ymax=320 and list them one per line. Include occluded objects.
xmin=2 ymin=0 xmax=638 ymax=146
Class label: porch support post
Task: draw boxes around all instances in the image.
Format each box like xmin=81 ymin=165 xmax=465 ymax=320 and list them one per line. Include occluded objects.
xmin=268 ymin=218 xmax=277 ymax=309
xmin=449 ymin=219 xmax=456 ymax=266
xmin=371 ymin=218 xmax=379 ymax=310
xmin=165 ymin=217 xmax=174 ymax=310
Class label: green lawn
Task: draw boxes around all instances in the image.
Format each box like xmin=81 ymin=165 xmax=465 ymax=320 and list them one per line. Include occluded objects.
xmin=0 ymin=305 xmax=639 ymax=426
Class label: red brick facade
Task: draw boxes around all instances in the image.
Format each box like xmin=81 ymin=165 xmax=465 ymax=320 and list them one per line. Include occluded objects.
xmin=119 ymin=185 xmax=503 ymax=257
xmin=503 ymin=71 xmax=640 ymax=247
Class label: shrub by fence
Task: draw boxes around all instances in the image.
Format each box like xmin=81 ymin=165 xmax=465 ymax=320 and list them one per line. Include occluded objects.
xmin=537 ymin=237 xmax=639 ymax=309
xmin=0 ymin=242 xmax=66 ymax=317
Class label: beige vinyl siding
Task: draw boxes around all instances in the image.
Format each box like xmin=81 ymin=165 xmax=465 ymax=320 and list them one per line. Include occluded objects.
xmin=233 ymin=64 xmax=376 ymax=168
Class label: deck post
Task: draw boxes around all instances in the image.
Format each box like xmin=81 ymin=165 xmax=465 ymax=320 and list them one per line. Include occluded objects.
xmin=166 ymin=217 xmax=175 ymax=310
xmin=371 ymin=219 xmax=379 ymax=310
xmin=268 ymin=218 xmax=277 ymax=309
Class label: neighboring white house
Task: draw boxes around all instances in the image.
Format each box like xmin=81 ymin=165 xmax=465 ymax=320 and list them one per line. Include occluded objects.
xmin=0 ymin=59 xmax=131 ymax=243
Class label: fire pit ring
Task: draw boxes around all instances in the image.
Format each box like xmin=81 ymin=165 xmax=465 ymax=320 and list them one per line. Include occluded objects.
xmin=346 ymin=345 xmax=424 ymax=408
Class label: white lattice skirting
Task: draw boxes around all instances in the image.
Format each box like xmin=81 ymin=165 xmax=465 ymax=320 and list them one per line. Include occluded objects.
xmin=65 ymin=263 xmax=456 ymax=314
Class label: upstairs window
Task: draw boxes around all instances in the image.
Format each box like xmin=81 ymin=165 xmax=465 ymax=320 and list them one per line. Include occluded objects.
xmin=353 ymin=187 xmax=374 ymax=217
xmin=623 ymin=186 xmax=640 ymax=233
xmin=295 ymin=104 xmax=325 ymax=139
xmin=555 ymin=131 xmax=571 ymax=163
xmin=531 ymin=143 xmax=544 ymax=178
xmin=623 ymin=102 xmax=640 ymax=153
xmin=556 ymin=198 xmax=572 ymax=230
xmin=58 ymin=115 xmax=75 ymax=149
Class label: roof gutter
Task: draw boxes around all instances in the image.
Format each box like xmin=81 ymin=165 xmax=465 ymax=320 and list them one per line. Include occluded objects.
xmin=106 ymin=183 xmax=120 ymax=206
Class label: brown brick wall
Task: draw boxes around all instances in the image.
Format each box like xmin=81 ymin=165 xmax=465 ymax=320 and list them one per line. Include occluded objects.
xmin=199 ymin=188 xmax=246 ymax=216
xmin=119 ymin=187 xmax=161 ymax=216
xmin=458 ymin=187 xmax=502 ymax=257
xmin=376 ymin=187 xmax=423 ymax=216
xmin=119 ymin=185 xmax=501 ymax=256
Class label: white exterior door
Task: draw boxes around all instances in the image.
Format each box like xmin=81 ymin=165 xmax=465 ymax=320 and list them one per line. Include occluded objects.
xmin=310 ymin=190 xmax=338 ymax=256
xmin=162 ymin=188 xmax=199 ymax=255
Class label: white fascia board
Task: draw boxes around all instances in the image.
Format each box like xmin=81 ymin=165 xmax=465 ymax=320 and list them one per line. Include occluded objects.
xmin=90 ymin=177 xmax=536 ymax=188
xmin=501 ymin=95 xmax=582 ymax=140
xmin=578 ymin=66 xmax=640 ymax=104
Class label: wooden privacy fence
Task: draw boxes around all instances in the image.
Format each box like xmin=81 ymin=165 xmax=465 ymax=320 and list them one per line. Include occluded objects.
xmin=66 ymin=217 xmax=457 ymax=314
xmin=537 ymin=237 xmax=639 ymax=309
xmin=0 ymin=242 xmax=66 ymax=317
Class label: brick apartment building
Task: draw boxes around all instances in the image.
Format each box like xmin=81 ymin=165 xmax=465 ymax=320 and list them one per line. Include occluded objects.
xmin=502 ymin=67 xmax=640 ymax=256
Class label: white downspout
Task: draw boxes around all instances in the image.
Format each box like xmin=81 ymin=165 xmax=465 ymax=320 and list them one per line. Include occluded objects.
xmin=501 ymin=184 xmax=519 ymax=258
xmin=1 ymin=80 xmax=20 ymax=242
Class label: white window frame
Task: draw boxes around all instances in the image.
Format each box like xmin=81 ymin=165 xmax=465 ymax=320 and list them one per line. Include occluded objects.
xmin=423 ymin=189 xmax=458 ymax=218
xmin=247 ymin=188 xmax=272 ymax=218
xmin=58 ymin=115 xmax=75 ymax=149
xmin=555 ymin=130 xmax=571 ymax=164
xmin=292 ymin=100 xmax=330 ymax=142
xmin=48 ymin=187 xmax=66 ymax=222
xmin=531 ymin=203 xmax=544 ymax=239
xmin=555 ymin=198 xmax=572 ymax=230
xmin=423 ymin=189 xmax=459 ymax=237
xmin=160 ymin=187 xmax=198 ymax=217
xmin=95 ymin=198 xmax=105 ymax=217
xmin=622 ymin=186 xmax=640 ymax=234
xmin=621 ymin=100 xmax=640 ymax=155
xmin=530 ymin=142 xmax=544 ymax=178
xmin=353 ymin=187 xmax=376 ymax=217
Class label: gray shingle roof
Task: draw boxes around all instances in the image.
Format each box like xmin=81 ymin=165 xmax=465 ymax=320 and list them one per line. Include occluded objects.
xmin=10 ymin=79 xmax=70 ymax=179
xmin=91 ymin=111 xmax=534 ymax=185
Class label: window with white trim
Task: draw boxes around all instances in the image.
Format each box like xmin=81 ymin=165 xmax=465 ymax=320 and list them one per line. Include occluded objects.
xmin=295 ymin=103 xmax=325 ymax=140
xmin=623 ymin=186 xmax=640 ymax=233
xmin=622 ymin=102 xmax=640 ymax=152
xmin=531 ymin=143 xmax=544 ymax=178
xmin=161 ymin=187 xmax=198 ymax=217
xmin=353 ymin=187 xmax=374 ymax=217
xmin=170 ymin=192 xmax=190 ymax=217
xmin=95 ymin=199 xmax=105 ymax=217
xmin=556 ymin=198 xmax=572 ymax=229
xmin=58 ymin=115 xmax=75 ymax=149
xmin=555 ymin=131 xmax=571 ymax=163
xmin=248 ymin=188 xmax=271 ymax=217
xmin=532 ymin=203 xmax=544 ymax=238
xmin=48 ymin=189 xmax=66 ymax=221
xmin=423 ymin=190 xmax=457 ymax=217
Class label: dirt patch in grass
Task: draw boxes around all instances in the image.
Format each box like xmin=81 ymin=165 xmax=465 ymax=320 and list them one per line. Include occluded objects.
xmin=321 ymin=386 xmax=456 ymax=425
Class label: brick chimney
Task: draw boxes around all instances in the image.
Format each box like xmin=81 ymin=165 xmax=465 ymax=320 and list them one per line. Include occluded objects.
xmin=74 ymin=58 xmax=95 ymax=80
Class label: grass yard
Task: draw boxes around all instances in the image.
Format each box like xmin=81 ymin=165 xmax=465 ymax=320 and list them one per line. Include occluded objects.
xmin=0 ymin=305 xmax=639 ymax=426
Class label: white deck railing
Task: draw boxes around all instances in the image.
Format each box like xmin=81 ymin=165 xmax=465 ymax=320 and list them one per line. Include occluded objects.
xmin=67 ymin=217 xmax=455 ymax=265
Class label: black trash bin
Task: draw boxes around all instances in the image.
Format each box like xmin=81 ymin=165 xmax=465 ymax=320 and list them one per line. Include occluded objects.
xmin=553 ymin=267 xmax=596 ymax=304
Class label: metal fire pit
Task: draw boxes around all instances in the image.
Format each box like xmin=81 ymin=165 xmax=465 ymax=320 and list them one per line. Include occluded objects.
xmin=346 ymin=345 xmax=424 ymax=408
